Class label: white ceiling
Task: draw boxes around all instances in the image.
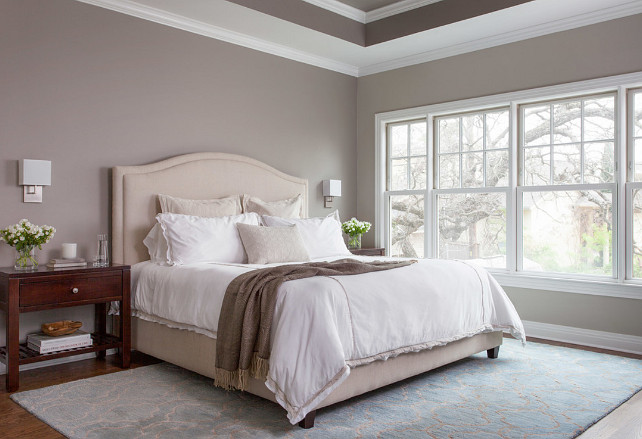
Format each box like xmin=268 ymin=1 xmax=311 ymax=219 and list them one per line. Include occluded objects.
xmin=78 ymin=0 xmax=642 ymax=77
xmin=334 ymin=0 xmax=407 ymax=12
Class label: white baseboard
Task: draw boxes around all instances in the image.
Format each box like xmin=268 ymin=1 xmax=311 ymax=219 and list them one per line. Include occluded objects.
xmin=522 ymin=320 xmax=642 ymax=356
xmin=0 ymin=348 xmax=118 ymax=376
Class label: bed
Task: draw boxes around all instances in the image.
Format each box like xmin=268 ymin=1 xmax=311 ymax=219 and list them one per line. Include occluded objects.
xmin=112 ymin=152 xmax=524 ymax=428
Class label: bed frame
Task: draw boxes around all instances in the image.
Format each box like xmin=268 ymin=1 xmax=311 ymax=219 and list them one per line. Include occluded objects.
xmin=112 ymin=152 xmax=502 ymax=428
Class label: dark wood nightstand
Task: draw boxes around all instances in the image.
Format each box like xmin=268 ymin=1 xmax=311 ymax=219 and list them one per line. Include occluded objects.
xmin=0 ymin=264 xmax=131 ymax=392
xmin=349 ymin=248 xmax=386 ymax=256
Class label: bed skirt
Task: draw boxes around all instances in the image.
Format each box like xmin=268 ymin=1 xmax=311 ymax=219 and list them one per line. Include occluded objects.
xmin=132 ymin=317 xmax=503 ymax=410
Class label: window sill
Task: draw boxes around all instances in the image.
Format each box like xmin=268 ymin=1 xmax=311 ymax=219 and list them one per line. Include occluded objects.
xmin=490 ymin=271 xmax=642 ymax=300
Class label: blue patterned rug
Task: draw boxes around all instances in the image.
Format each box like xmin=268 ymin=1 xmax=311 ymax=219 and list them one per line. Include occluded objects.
xmin=11 ymin=339 xmax=642 ymax=438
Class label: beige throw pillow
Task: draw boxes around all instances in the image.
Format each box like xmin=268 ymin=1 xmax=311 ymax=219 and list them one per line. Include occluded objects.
xmin=236 ymin=223 xmax=310 ymax=264
xmin=158 ymin=194 xmax=242 ymax=217
xmin=242 ymin=194 xmax=302 ymax=218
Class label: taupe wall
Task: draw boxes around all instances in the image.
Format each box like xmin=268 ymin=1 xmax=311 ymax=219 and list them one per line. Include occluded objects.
xmin=0 ymin=0 xmax=357 ymax=356
xmin=357 ymin=14 xmax=642 ymax=337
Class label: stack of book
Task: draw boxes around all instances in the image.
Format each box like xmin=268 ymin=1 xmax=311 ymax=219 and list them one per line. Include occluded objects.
xmin=26 ymin=330 xmax=93 ymax=354
xmin=46 ymin=258 xmax=87 ymax=269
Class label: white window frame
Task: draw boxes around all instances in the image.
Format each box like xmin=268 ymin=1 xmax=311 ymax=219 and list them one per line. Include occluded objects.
xmin=375 ymin=72 xmax=642 ymax=300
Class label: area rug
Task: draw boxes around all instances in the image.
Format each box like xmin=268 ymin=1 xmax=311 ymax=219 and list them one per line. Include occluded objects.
xmin=11 ymin=339 xmax=642 ymax=438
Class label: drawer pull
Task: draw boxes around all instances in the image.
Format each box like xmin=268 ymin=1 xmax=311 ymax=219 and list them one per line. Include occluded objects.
xmin=71 ymin=287 xmax=79 ymax=294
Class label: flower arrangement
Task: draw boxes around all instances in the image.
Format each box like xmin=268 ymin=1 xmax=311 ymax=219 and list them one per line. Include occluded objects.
xmin=0 ymin=219 xmax=55 ymax=270
xmin=341 ymin=218 xmax=371 ymax=249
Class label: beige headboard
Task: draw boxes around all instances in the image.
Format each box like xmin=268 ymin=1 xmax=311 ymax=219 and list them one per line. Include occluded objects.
xmin=112 ymin=152 xmax=308 ymax=265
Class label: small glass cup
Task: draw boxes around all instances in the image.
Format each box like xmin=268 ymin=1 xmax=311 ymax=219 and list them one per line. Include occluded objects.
xmin=94 ymin=234 xmax=110 ymax=267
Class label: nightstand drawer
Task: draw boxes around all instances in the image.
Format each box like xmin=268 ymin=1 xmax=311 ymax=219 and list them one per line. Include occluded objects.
xmin=19 ymin=273 xmax=122 ymax=307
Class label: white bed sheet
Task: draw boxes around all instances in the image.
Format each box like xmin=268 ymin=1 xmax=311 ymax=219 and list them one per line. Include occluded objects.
xmin=131 ymin=256 xmax=525 ymax=424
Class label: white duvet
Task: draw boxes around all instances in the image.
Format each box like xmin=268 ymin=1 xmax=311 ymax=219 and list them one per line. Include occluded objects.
xmin=131 ymin=256 xmax=525 ymax=424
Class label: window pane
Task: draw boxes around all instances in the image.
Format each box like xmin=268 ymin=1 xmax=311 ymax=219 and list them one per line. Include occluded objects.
xmin=635 ymin=93 xmax=642 ymax=138
xmin=390 ymin=194 xmax=425 ymax=258
xmin=409 ymin=157 xmax=426 ymax=190
xmin=390 ymin=158 xmax=408 ymax=190
xmin=636 ymin=139 xmax=642 ymax=181
xmin=390 ymin=125 xmax=408 ymax=158
xmin=438 ymin=192 xmax=507 ymax=268
xmin=524 ymin=105 xmax=550 ymax=146
xmin=584 ymin=96 xmax=615 ymax=142
xmin=553 ymin=101 xmax=581 ymax=144
xmin=524 ymin=146 xmax=551 ymax=186
xmin=486 ymin=150 xmax=509 ymax=187
xmin=439 ymin=118 xmax=459 ymax=153
xmin=553 ymin=144 xmax=581 ymax=185
xmin=522 ymin=190 xmax=612 ymax=276
xmin=632 ymin=189 xmax=642 ymax=279
xmin=439 ymin=154 xmax=459 ymax=189
xmin=485 ymin=111 xmax=509 ymax=149
xmin=584 ymin=142 xmax=614 ymax=184
xmin=462 ymin=114 xmax=484 ymax=151
xmin=410 ymin=122 xmax=426 ymax=156
xmin=462 ymin=152 xmax=484 ymax=188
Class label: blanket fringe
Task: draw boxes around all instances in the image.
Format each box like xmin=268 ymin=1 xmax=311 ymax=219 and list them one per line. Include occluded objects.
xmin=214 ymin=353 xmax=270 ymax=391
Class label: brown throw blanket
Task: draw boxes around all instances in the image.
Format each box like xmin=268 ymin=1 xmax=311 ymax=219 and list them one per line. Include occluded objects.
xmin=214 ymin=258 xmax=416 ymax=391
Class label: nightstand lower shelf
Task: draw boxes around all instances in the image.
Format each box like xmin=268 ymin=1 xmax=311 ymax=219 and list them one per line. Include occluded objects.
xmin=0 ymin=333 xmax=121 ymax=366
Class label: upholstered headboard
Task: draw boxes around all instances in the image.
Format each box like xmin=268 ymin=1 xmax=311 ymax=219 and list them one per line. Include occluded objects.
xmin=112 ymin=152 xmax=308 ymax=265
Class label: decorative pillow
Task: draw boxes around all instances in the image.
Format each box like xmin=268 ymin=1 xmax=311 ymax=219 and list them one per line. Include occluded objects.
xmin=242 ymin=194 xmax=302 ymax=218
xmin=261 ymin=210 xmax=351 ymax=259
xmin=143 ymin=223 xmax=170 ymax=265
xmin=236 ymin=223 xmax=310 ymax=264
xmin=158 ymin=194 xmax=242 ymax=217
xmin=156 ymin=212 xmax=261 ymax=265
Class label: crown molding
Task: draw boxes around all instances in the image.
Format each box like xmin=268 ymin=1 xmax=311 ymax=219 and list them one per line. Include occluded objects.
xmin=301 ymin=0 xmax=366 ymax=23
xmin=76 ymin=0 xmax=360 ymax=76
xmin=76 ymin=0 xmax=642 ymax=78
xmin=365 ymin=0 xmax=444 ymax=23
xmin=358 ymin=0 xmax=642 ymax=76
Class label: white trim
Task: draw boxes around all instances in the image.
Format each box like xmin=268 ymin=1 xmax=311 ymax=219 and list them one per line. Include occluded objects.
xmin=377 ymin=72 xmax=642 ymax=121
xmin=522 ymin=320 xmax=642 ymax=355
xmin=494 ymin=272 xmax=642 ymax=299
xmin=0 ymin=349 xmax=118 ymax=375
xmin=365 ymin=0 xmax=444 ymax=23
xmin=75 ymin=0 xmax=359 ymax=77
xmin=358 ymin=1 xmax=642 ymax=76
xmin=75 ymin=0 xmax=642 ymax=78
xmin=301 ymin=0 xmax=366 ymax=23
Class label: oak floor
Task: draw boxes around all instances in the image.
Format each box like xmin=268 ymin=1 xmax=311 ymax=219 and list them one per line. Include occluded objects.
xmin=1 ymin=339 xmax=640 ymax=438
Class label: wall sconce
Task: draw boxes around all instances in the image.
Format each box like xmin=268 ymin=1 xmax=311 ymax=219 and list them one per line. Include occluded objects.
xmin=19 ymin=159 xmax=51 ymax=203
xmin=322 ymin=179 xmax=341 ymax=208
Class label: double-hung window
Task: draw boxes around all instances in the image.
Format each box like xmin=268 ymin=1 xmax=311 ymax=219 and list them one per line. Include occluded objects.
xmin=376 ymin=73 xmax=642 ymax=297
xmin=519 ymin=94 xmax=616 ymax=276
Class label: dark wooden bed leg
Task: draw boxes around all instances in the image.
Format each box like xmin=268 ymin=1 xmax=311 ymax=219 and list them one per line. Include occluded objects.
xmin=298 ymin=410 xmax=316 ymax=429
xmin=487 ymin=346 xmax=500 ymax=359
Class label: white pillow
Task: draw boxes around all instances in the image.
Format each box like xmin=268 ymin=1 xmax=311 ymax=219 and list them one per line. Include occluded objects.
xmin=236 ymin=223 xmax=310 ymax=264
xmin=261 ymin=211 xmax=351 ymax=259
xmin=156 ymin=212 xmax=261 ymax=265
xmin=242 ymin=194 xmax=302 ymax=218
xmin=158 ymin=194 xmax=242 ymax=217
xmin=143 ymin=223 xmax=170 ymax=265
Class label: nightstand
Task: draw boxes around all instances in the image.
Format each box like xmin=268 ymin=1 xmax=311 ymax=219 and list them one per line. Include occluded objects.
xmin=0 ymin=264 xmax=131 ymax=392
xmin=350 ymin=248 xmax=386 ymax=256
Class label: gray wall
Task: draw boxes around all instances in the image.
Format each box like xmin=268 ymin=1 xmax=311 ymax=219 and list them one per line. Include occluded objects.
xmin=0 ymin=0 xmax=357 ymax=357
xmin=356 ymin=14 xmax=642 ymax=337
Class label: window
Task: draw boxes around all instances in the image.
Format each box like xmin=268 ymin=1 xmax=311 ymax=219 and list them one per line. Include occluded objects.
xmin=435 ymin=109 xmax=510 ymax=268
xmin=375 ymin=73 xmax=642 ymax=298
xmin=520 ymin=95 xmax=616 ymax=276
xmin=630 ymin=89 xmax=642 ymax=278
xmin=386 ymin=121 xmax=426 ymax=258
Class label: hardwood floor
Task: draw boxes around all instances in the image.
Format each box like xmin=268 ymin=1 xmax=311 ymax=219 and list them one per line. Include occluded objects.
xmin=1 ymin=340 xmax=640 ymax=438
